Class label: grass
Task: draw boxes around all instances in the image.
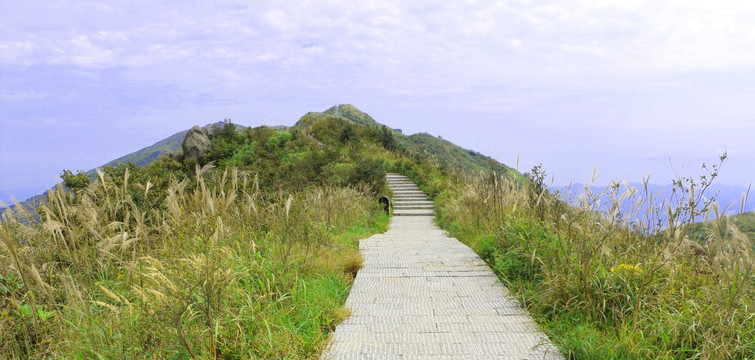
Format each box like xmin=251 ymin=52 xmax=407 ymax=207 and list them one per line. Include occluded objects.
xmin=3 ymin=104 xmax=528 ymax=358
xmin=14 ymin=103 xmax=746 ymax=358
xmin=0 ymin=166 xmax=388 ymax=359
xmin=406 ymin=160 xmax=754 ymax=359
xmin=689 ymin=210 xmax=755 ymax=246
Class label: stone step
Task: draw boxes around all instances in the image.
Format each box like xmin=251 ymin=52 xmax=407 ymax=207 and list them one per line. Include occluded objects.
xmin=393 ymin=209 xmax=435 ymax=216
xmin=386 ymin=173 xmax=434 ymax=217
xmin=393 ymin=197 xmax=429 ymax=202
xmin=394 ymin=197 xmax=431 ymax=201
xmin=392 ymin=204 xmax=433 ymax=209
xmin=324 ymin=194 xmax=564 ymax=359
xmin=394 ymin=200 xmax=429 ymax=204
xmin=392 ymin=201 xmax=433 ymax=206
xmin=393 ymin=205 xmax=435 ymax=210
xmin=392 ymin=191 xmax=425 ymax=196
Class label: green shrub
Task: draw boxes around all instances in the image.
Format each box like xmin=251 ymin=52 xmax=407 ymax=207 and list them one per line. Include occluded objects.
xmin=411 ymin=159 xmax=755 ymax=359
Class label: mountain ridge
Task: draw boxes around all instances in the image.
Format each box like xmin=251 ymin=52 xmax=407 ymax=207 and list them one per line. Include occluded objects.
xmin=1 ymin=105 xmax=513 ymax=215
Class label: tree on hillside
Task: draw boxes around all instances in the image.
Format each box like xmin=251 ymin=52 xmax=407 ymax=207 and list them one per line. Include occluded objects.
xmin=205 ymin=120 xmax=245 ymax=163
xmin=378 ymin=125 xmax=397 ymax=151
xmin=60 ymin=170 xmax=90 ymax=193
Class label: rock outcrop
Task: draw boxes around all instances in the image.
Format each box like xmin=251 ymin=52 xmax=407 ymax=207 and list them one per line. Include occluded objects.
xmin=181 ymin=126 xmax=212 ymax=159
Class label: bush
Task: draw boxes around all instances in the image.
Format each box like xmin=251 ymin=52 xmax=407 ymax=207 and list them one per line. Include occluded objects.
xmin=60 ymin=169 xmax=90 ymax=192
xmin=424 ymin=159 xmax=755 ymax=359
xmin=348 ymin=157 xmax=386 ymax=195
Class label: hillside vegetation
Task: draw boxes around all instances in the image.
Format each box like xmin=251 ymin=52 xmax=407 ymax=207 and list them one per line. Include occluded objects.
xmin=103 ymin=128 xmax=191 ymax=168
xmin=689 ymin=210 xmax=755 ymax=245
xmin=2 ymin=105 xmax=752 ymax=359
xmin=0 ymin=109 xmax=444 ymax=358
xmin=323 ymin=104 xmax=517 ymax=178
xmin=405 ymin=156 xmax=754 ymax=359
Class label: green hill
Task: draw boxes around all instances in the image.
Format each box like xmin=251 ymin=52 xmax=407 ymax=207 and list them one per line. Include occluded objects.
xmin=103 ymin=121 xmax=233 ymax=168
xmin=736 ymin=211 xmax=755 ymax=240
xmin=103 ymin=129 xmax=189 ymax=168
xmin=305 ymin=104 xmax=518 ymax=178
xmin=5 ymin=106 xmax=513 ymax=218
xmin=0 ymin=123 xmax=224 ymax=219
xmin=0 ymin=106 xmax=421 ymax=357
xmin=3 ymin=104 xmax=752 ymax=358
xmin=398 ymin=132 xmax=518 ymax=178
xmin=688 ymin=211 xmax=755 ymax=245
xmin=322 ymin=104 xmax=380 ymax=128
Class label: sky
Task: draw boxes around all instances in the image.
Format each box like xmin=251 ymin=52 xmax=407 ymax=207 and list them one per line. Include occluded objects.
xmin=1 ymin=0 xmax=754 ymax=204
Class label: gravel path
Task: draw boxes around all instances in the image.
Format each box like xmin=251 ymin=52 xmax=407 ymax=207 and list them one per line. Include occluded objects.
xmin=322 ymin=174 xmax=563 ymax=359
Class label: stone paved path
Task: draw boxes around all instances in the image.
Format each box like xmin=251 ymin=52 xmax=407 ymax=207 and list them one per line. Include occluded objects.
xmin=322 ymin=174 xmax=563 ymax=359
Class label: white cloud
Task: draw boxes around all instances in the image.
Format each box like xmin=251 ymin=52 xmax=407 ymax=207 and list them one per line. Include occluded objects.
xmin=0 ymin=89 xmax=46 ymax=101
xmin=0 ymin=41 xmax=36 ymax=65
xmin=68 ymin=35 xmax=121 ymax=67
xmin=257 ymin=52 xmax=278 ymax=61
xmin=1 ymin=0 xmax=754 ymax=190
xmin=264 ymin=10 xmax=290 ymax=30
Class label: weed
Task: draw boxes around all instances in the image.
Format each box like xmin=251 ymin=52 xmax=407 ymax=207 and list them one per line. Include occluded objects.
xmin=406 ymin=157 xmax=754 ymax=359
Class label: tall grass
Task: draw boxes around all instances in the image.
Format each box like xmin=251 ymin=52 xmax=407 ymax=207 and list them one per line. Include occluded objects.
xmin=0 ymin=165 xmax=387 ymax=358
xmin=429 ymin=164 xmax=754 ymax=359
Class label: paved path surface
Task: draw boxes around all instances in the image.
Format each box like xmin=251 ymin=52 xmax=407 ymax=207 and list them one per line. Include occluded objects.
xmin=322 ymin=174 xmax=562 ymax=360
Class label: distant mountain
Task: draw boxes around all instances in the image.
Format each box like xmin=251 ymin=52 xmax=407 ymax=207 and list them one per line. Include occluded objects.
xmin=0 ymin=121 xmax=224 ymax=217
xmin=0 ymin=187 xmax=40 ymax=207
xmin=102 ymin=129 xmax=189 ymax=168
xmin=0 ymin=192 xmax=13 ymax=207
xmin=556 ymin=182 xmax=754 ymax=215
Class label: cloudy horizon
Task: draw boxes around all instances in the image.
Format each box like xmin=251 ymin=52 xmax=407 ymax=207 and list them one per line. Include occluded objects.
xmin=2 ymin=0 xmax=754 ymax=204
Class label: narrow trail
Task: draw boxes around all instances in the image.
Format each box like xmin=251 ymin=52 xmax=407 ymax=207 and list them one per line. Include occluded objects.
xmin=322 ymin=174 xmax=562 ymax=359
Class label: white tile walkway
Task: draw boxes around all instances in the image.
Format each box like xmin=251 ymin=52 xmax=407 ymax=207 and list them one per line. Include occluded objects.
xmin=322 ymin=174 xmax=563 ymax=359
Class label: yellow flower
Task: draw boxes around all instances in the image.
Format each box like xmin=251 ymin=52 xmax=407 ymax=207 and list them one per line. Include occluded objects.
xmin=610 ymin=263 xmax=643 ymax=274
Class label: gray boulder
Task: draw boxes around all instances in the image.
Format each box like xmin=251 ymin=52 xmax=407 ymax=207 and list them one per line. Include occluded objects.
xmin=182 ymin=126 xmax=211 ymax=159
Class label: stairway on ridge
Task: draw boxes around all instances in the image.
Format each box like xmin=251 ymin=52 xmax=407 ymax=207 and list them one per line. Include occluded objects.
xmin=322 ymin=174 xmax=564 ymax=359
xmin=386 ymin=174 xmax=435 ymax=217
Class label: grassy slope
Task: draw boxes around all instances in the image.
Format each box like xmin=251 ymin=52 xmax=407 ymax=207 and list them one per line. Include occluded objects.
xmin=6 ymin=105 xmax=513 ymax=216
xmin=0 ymin=122 xmax=225 ymax=218
xmin=1 ymin=112 xmax=401 ymax=358
xmin=688 ymin=211 xmax=755 ymax=245
xmin=102 ymin=121 xmax=236 ymax=168
xmin=321 ymin=104 xmax=519 ymax=178
xmin=410 ymin=164 xmax=755 ymax=358
xmin=103 ymin=129 xmax=188 ymax=167
xmin=1 ymin=104 xmax=528 ymax=358
xmin=26 ymin=104 xmax=755 ymax=358
xmin=736 ymin=211 xmax=755 ymax=240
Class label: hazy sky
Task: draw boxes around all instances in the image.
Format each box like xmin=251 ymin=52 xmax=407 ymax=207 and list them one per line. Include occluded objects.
xmin=2 ymin=0 xmax=754 ymax=202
